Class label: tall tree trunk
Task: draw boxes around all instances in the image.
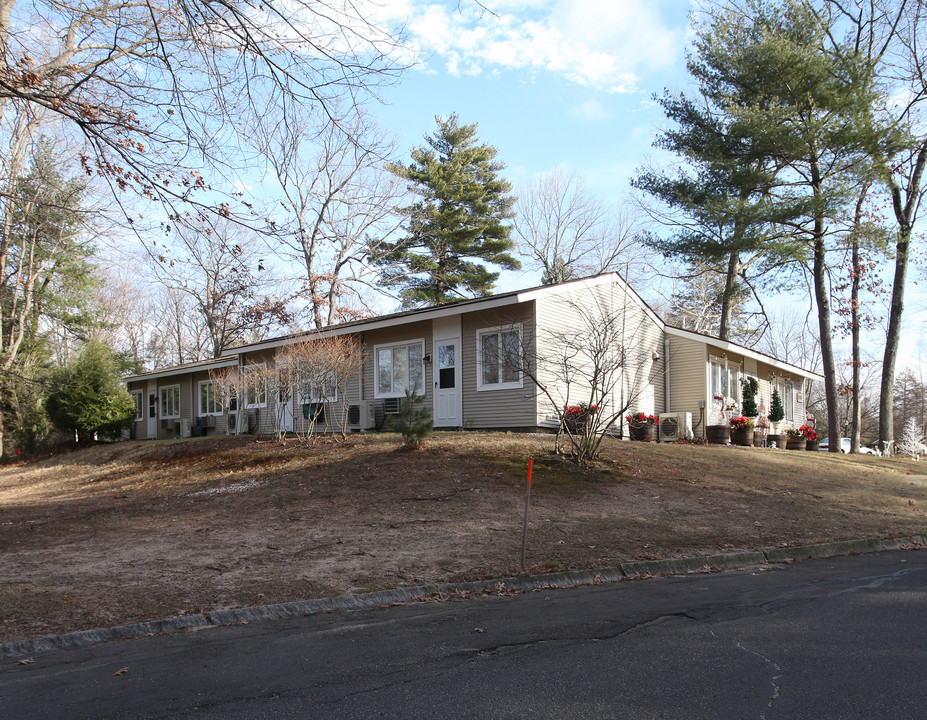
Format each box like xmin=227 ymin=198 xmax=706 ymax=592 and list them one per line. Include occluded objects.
xmin=718 ymin=249 xmax=741 ymax=341
xmin=849 ymin=183 xmax=869 ymax=454
xmin=809 ymin=163 xmax=840 ymax=452
xmin=880 ymin=142 xmax=926 ymax=456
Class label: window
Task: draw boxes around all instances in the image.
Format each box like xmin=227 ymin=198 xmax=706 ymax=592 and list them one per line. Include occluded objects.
xmin=299 ymin=373 xmax=338 ymax=403
xmin=375 ymin=340 xmax=424 ymax=398
xmin=160 ymin=385 xmax=180 ymax=419
xmin=199 ymin=381 xmax=222 ymax=416
xmin=709 ymin=357 xmax=739 ymax=406
xmin=477 ymin=325 xmax=522 ymax=390
xmin=780 ymin=379 xmax=794 ymax=423
xmin=243 ymin=365 xmax=266 ymax=408
xmin=132 ymin=391 xmax=143 ymax=422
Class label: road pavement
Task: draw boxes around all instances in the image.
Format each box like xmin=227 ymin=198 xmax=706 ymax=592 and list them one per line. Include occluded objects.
xmin=3 ymin=549 xmax=927 ymax=719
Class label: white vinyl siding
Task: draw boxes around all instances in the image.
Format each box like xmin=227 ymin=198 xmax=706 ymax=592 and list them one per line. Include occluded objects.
xmin=476 ymin=325 xmax=522 ymax=391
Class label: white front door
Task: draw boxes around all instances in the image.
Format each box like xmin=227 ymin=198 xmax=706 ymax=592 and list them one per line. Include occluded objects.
xmin=434 ymin=338 xmax=461 ymax=427
xmin=278 ymin=388 xmax=294 ymax=433
xmin=147 ymin=391 xmax=158 ymax=439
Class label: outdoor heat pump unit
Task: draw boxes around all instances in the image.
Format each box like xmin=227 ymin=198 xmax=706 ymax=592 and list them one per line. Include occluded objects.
xmin=347 ymin=400 xmax=377 ymax=431
xmin=658 ymin=412 xmax=693 ymax=442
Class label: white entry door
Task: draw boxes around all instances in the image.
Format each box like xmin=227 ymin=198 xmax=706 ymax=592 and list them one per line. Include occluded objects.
xmin=147 ymin=391 xmax=158 ymax=439
xmin=278 ymin=388 xmax=294 ymax=433
xmin=434 ymin=338 xmax=461 ymax=427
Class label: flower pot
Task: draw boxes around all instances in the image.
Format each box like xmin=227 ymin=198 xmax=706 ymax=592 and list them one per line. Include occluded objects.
xmin=806 ymin=440 xmax=819 ymax=451
xmin=767 ymin=433 xmax=787 ymax=449
xmin=628 ymin=422 xmax=656 ymax=442
xmin=706 ymin=425 xmax=731 ymax=445
xmin=563 ymin=414 xmax=589 ymax=434
xmin=786 ymin=436 xmax=807 ymax=451
xmin=731 ymin=427 xmax=754 ymax=447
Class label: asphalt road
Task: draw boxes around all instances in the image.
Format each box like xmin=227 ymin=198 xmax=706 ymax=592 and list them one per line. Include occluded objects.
xmin=3 ymin=550 xmax=927 ymax=719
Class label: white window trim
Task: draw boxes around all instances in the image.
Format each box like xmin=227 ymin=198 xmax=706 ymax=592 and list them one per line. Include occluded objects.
xmin=198 ymin=380 xmax=222 ymax=416
xmin=132 ymin=391 xmax=143 ymax=422
xmin=709 ymin=355 xmax=739 ymax=405
xmin=242 ymin=364 xmax=267 ymax=409
xmin=374 ymin=338 xmax=426 ymax=399
xmin=779 ymin=379 xmax=795 ymax=423
xmin=159 ymin=385 xmax=181 ymax=420
xmin=476 ymin=324 xmax=524 ymax=392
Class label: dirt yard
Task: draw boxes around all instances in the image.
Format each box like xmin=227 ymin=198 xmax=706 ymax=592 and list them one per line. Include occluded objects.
xmin=1 ymin=432 xmax=925 ymax=644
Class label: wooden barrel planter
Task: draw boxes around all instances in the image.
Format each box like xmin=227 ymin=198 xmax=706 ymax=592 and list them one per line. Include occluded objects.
xmin=806 ymin=440 xmax=819 ymax=451
xmin=628 ymin=422 xmax=656 ymax=442
xmin=786 ymin=436 xmax=807 ymax=451
xmin=767 ymin=433 xmax=787 ymax=449
xmin=706 ymin=425 xmax=731 ymax=445
xmin=731 ymin=427 xmax=754 ymax=447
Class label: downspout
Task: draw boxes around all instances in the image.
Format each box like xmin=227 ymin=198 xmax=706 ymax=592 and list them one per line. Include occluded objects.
xmin=663 ymin=337 xmax=671 ymax=414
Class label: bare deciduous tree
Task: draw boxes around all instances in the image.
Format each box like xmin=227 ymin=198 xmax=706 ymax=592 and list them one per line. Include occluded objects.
xmin=508 ymin=290 xmax=665 ymax=464
xmin=148 ymin=219 xmax=295 ymax=358
xmin=0 ymin=0 xmax=409 ymax=215
xmin=254 ymin=107 xmax=404 ymax=328
xmin=514 ymin=169 xmax=645 ymax=285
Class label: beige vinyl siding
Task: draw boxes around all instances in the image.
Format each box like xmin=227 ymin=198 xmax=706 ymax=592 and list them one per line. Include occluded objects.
xmin=755 ymin=361 xmax=806 ymax=430
xmin=461 ymin=303 xmax=536 ymax=428
xmin=534 ymin=282 xmax=664 ymax=427
xmin=666 ymin=336 xmax=708 ymax=423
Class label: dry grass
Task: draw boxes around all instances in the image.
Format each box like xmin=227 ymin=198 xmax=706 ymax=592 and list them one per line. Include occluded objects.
xmin=1 ymin=432 xmax=925 ymax=644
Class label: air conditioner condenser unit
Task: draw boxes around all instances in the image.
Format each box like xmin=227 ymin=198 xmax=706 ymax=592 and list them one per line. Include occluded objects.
xmin=347 ymin=400 xmax=377 ymax=431
xmin=659 ymin=412 xmax=693 ymax=442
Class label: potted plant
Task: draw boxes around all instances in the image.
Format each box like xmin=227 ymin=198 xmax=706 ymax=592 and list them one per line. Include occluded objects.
xmin=785 ymin=427 xmax=807 ymax=450
xmin=767 ymin=388 xmax=787 ymax=448
xmin=707 ymin=394 xmax=731 ymax=444
xmin=626 ymin=412 xmax=658 ymax=442
xmin=563 ymin=403 xmax=598 ymax=434
xmin=800 ymin=424 xmax=819 ymax=451
xmin=729 ymin=416 xmax=755 ymax=447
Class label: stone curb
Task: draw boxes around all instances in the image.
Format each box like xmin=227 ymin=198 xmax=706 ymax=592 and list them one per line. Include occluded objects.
xmin=3 ymin=535 xmax=924 ymax=660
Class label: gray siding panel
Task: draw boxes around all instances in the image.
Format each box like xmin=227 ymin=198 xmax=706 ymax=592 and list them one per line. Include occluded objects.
xmin=460 ymin=303 xmax=537 ymax=428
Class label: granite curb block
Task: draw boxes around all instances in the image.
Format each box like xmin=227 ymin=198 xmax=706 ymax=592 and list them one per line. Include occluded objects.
xmin=0 ymin=615 xmax=208 ymax=660
xmin=4 ymin=536 xmax=924 ymax=659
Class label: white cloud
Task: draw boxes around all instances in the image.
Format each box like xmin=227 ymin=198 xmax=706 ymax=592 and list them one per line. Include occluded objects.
xmin=568 ymin=99 xmax=609 ymax=122
xmin=392 ymin=0 xmax=687 ymax=92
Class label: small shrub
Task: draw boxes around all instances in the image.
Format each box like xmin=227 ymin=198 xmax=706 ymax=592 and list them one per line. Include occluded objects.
xmin=389 ymin=388 xmax=433 ymax=450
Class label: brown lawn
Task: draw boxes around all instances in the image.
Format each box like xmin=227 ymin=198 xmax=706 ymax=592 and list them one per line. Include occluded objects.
xmin=1 ymin=432 xmax=925 ymax=644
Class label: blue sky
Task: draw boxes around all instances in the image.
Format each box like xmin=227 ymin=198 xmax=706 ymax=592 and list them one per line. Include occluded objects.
xmin=360 ymin=0 xmax=925 ymax=366
xmin=374 ymin=0 xmax=692 ymax=200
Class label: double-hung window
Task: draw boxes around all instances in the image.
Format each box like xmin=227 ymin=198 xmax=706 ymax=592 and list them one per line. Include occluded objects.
xmin=243 ymin=365 xmax=267 ymax=408
xmin=477 ymin=325 xmax=522 ymax=391
xmin=160 ymin=385 xmax=180 ymax=419
xmin=709 ymin=357 xmax=739 ymax=406
xmin=779 ymin=379 xmax=794 ymax=423
xmin=132 ymin=391 xmax=143 ymax=422
xmin=198 ymin=380 xmax=222 ymax=416
xmin=375 ymin=341 xmax=424 ymax=397
xmin=300 ymin=373 xmax=338 ymax=404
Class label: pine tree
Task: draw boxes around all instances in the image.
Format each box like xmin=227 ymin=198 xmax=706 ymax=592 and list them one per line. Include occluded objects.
xmin=379 ymin=114 xmax=519 ymax=307
xmin=769 ymin=388 xmax=785 ymax=424
xmin=742 ymin=377 xmax=758 ymax=418
xmin=389 ymin=388 xmax=433 ymax=450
